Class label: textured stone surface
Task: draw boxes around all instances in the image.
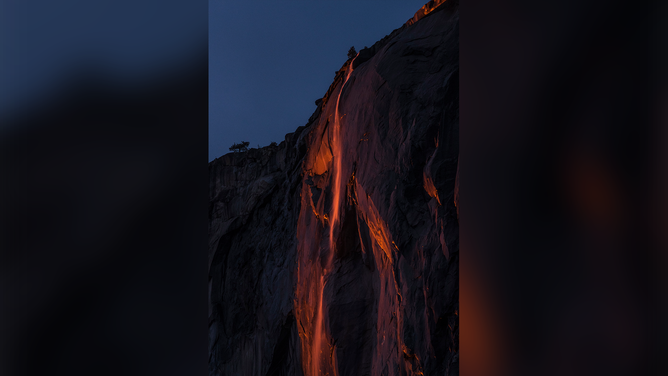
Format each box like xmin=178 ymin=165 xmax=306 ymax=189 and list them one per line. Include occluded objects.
xmin=209 ymin=1 xmax=458 ymax=375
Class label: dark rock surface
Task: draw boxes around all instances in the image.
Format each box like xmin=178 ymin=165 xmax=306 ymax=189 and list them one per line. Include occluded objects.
xmin=209 ymin=1 xmax=458 ymax=375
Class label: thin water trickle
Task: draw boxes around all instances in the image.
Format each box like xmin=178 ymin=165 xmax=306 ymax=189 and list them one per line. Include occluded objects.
xmin=308 ymin=55 xmax=356 ymax=376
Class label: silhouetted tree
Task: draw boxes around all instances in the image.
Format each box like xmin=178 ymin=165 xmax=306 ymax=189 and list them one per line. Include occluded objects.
xmin=347 ymin=46 xmax=357 ymax=59
xmin=229 ymin=141 xmax=249 ymax=152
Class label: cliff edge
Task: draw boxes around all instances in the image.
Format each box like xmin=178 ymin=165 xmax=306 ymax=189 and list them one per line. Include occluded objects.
xmin=209 ymin=1 xmax=458 ymax=375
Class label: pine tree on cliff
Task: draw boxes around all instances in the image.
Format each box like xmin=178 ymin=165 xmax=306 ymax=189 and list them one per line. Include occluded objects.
xmin=229 ymin=141 xmax=249 ymax=152
xmin=347 ymin=46 xmax=357 ymax=59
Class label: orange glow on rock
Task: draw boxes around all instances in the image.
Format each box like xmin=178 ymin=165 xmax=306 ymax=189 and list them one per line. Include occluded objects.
xmin=295 ymin=58 xmax=357 ymax=376
xmin=423 ymin=171 xmax=441 ymax=205
xmin=295 ymin=54 xmax=409 ymax=376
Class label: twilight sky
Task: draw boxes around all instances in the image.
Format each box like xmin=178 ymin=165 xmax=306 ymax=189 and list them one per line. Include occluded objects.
xmin=1 ymin=1 xmax=207 ymax=124
xmin=209 ymin=0 xmax=428 ymax=161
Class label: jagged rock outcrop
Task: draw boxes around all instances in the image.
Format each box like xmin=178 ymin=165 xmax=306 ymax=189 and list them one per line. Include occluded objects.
xmin=209 ymin=1 xmax=458 ymax=375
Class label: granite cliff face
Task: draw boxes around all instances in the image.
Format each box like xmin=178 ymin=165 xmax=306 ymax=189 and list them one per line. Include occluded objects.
xmin=209 ymin=1 xmax=458 ymax=375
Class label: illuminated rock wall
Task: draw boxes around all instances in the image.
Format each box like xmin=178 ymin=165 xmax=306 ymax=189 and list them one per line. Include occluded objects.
xmin=209 ymin=1 xmax=458 ymax=375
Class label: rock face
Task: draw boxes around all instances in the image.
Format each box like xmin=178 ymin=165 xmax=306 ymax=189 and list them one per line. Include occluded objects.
xmin=209 ymin=1 xmax=458 ymax=375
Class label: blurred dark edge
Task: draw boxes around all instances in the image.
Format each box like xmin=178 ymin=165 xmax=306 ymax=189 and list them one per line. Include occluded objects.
xmin=0 ymin=1 xmax=209 ymax=376
xmin=461 ymin=0 xmax=666 ymax=375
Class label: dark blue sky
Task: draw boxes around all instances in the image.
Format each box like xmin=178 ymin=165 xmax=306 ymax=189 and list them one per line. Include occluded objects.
xmin=1 ymin=1 xmax=207 ymax=123
xmin=0 ymin=0 xmax=427 ymax=162
xmin=209 ymin=1 xmax=428 ymax=161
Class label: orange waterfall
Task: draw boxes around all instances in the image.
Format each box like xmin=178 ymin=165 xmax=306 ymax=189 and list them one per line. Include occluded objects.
xmin=296 ymin=56 xmax=356 ymax=376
